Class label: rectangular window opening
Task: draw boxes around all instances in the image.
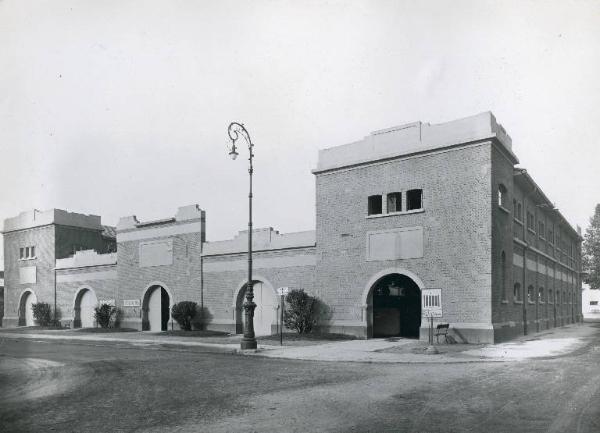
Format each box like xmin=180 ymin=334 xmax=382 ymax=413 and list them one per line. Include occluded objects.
xmin=406 ymin=189 xmax=423 ymax=211
xmin=368 ymin=195 xmax=383 ymax=215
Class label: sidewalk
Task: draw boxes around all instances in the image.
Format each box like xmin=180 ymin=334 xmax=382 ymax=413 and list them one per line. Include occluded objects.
xmin=0 ymin=323 xmax=597 ymax=364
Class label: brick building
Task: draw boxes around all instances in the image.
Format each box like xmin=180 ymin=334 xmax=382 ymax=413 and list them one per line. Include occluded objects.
xmin=1 ymin=112 xmax=583 ymax=342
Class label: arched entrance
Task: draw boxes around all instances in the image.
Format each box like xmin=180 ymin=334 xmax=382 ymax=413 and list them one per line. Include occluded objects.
xmin=236 ymin=280 xmax=276 ymax=336
xmin=142 ymin=285 xmax=171 ymax=331
xmin=74 ymin=288 xmax=97 ymax=328
xmin=369 ymin=273 xmax=421 ymax=338
xmin=19 ymin=290 xmax=37 ymax=326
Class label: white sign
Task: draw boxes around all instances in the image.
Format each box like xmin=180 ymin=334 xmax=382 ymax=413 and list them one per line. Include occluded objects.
xmin=422 ymin=289 xmax=442 ymax=318
xmin=277 ymin=287 xmax=290 ymax=296
xmin=98 ymin=299 xmax=116 ymax=306
xmin=123 ymin=299 xmax=140 ymax=307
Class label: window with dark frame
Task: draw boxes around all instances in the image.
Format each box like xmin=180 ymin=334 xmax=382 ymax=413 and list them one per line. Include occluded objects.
xmin=368 ymin=195 xmax=382 ymax=216
xmin=527 ymin=285 xmax=535 ymax=303
xmin=387 ymin=192 xmax=402 ymax=213
xmin=19 ymin=246 xmax=36 ymax=259
xmin=514 ymin=283 xmax=521 ymax=301
xmin=406 ymin=189 xmax=423 ymax=211
xmin=538 ymin=221 xmax=545 ymax=238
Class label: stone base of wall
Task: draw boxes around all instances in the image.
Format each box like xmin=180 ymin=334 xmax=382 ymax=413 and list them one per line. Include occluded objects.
xmin=315 ymin=324 xmax=368 ymax=339
xmin=119 ymin=318 xmax=143 ymax=331
xmin=422 ymin=325 xmax=495 ymax=344
xmin=204 ymin=322 xmax=238 ymax=334
xmin=2 ymin=316 xmax=19 ymax=328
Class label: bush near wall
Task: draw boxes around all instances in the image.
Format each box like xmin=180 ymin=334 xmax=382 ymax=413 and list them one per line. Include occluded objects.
xmin=31 ymin=302 xmax=53 ymax=326
xmin=171 ymin=301 xmax=198 ymax=331
xmin=284 ymin=289 xmax=317 ymax=334
xmin=94 ymin=304 xmax=117 ymax=328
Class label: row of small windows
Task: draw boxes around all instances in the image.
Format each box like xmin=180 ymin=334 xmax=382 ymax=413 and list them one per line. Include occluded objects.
xmin=512 ymin=283 xmax=574 ymax=304
xmin=499 ymin=184 xmax=576 ymax=256
xmin=367 ymin=189 xmax=423 ymax=216
xmin=19 ymin=246 xmax=36 ymax=260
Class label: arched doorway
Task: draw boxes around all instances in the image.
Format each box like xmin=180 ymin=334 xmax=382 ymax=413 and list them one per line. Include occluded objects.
xmin=142 ymin=285 xmax=171 ymax=331
xmin=19 ymin=290 xmax=37 ymax=326
xmin=370 ymin=273 xmax=421 ymax=338
xmin=236 ymin=280 xmax=276 ymax=336
xmin=74 ymin=288 xmax=97 ymax=328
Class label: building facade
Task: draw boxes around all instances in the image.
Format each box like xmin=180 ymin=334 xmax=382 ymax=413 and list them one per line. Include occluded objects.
xmin=1 ymin=112 xmax=583 ymax=342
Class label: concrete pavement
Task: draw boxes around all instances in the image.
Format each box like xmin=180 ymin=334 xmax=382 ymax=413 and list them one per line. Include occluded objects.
xmin=0 ymin=322 xmax=597 ymax=364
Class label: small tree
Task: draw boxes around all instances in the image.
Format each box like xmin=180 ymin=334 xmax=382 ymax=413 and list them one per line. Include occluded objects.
xmin=284 ymin=289 xmax=316 ymax=334
xmin=584 ymin=204 xmax=600 ymax=289
xmin=94 ymin=303 xmax=117 ymax=328
xmin=31 ymin=302 xmax=53 ymax=326
xmin=171 ymin=301 xmax=198 ymax=331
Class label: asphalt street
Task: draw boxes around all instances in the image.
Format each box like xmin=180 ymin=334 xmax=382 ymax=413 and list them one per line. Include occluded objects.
xmin=1 ymin=327 xmax=600 ymax=433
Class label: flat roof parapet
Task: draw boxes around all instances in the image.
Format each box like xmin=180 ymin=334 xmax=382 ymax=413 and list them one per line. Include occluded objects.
xmin=3 ymin=209 xmax=102 ymax=233
xmin=313 ymin=111 xmax=517 ymax=173
xmin=117 ymin=205 xmax=205 ymax=232
xmin=203 ymin=228 xmax=316 ymax=256
xmin=56 ymin=250 xmax=117 ymax=270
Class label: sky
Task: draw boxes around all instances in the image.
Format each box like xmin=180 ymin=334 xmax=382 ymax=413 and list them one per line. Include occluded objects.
xmin=1 ymin=0 xmax=599 ymax=268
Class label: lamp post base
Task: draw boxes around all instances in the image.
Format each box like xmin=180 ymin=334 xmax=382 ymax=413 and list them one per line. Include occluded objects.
xmin=240 ymin=338 xmax=258 ymax=350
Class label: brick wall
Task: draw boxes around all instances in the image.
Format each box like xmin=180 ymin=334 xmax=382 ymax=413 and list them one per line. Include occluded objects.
xmin=2 ymin=225 xmax=55 ymax=327
xmin=55 ymin=263 xmax=118 ymax=326
xmin=315 ymin=142 xmax=493 ymax=341
xmin=116 ymin=225 xmax=204 ymax=330
xmin=202 ymin=247 xmax=316 ymax=333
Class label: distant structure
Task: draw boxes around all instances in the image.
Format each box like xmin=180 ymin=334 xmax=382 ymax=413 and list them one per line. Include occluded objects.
xmin=582 ymin=283 xmax=600 ymax=321
xmin=1 ymin=112 xmax=583 ymax=342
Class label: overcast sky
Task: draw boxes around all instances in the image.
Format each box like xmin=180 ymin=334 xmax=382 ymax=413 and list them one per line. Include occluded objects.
xmin=1 ymin=0 xmax=599 ymax=268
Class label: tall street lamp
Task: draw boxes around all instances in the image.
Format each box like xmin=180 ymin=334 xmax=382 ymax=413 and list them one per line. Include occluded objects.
xmin=227 ymin=122 xmax=257 ymax=350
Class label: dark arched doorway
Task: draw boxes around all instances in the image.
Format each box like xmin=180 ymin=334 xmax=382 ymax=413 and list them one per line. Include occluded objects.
xmin=142 ymin=285 xmax=170 ymax=331
xmin=371 ymin=274 xmax=421 ymax=338
xmin=18 ymin=290 xmax=37 ymax=326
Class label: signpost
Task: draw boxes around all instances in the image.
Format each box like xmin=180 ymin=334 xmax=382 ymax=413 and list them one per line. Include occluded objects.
xmin=277 ymin=287 xmax=289 ymax=346
xmin=422 ymin=289 xmax=442 ymax=354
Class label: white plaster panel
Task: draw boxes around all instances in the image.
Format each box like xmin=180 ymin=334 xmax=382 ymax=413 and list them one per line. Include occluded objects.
xmin=19 ymin=266 xmax=37 ymax=284
xmin=526 ymin=258 xmax=537 ymax=272
xmin=57 ymin=269 xmax=117 ymax=283
xmin=118 ymin=222 xmax=203 ymax=242
xmin=204 ymin=254 xmax=316 ymax=273
xmin=139 ymin=240 xmax=173 ymax=267
xmin=366 ymin=226 xmax=423 ymax=262
xmin=513 ymin=253 xmax=523 ymax=267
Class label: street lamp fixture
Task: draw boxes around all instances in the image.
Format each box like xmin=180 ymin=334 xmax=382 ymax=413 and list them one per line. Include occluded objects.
xmin=227 ymin=122 xmax=257 ymax=350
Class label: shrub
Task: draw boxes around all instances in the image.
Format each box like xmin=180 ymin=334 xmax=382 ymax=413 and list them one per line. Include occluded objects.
xmin=94 ymin=303 xmax=117 ymax=328
xmin=31 ymin=302 xmax=53 ymax=326
xmin=171 ymin=301 xmax=198 ymax=331
xmin=284 ymin=289 xmax=316 ymax=334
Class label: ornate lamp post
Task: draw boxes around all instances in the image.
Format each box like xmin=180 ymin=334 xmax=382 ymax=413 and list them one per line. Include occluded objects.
xmin=227 ymin=122 xmax=257 ymax=350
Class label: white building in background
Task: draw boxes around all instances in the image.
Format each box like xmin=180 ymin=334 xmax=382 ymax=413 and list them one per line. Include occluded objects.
xmin=582 ymin=283 xmax=600 ymax=321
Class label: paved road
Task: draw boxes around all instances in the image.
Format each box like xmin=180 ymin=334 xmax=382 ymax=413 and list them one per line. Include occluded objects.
xmin=1 ymin=328 xmax=600 ymax=433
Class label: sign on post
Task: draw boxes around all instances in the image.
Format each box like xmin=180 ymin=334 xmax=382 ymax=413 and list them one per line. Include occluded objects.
xmin=422 ymin=289 xmax=442 ymax=318
xmin=277 ymin=287 xmax=289 ymax=346
xmin=422 ymin=289 xmax=442 ymax=348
